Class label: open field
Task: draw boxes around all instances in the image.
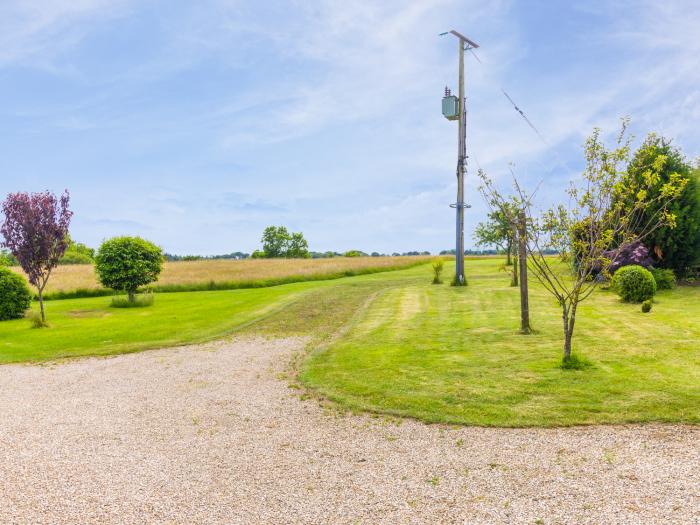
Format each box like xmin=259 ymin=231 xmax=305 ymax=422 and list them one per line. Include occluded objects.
xmin=8 ymin=255 xmax=432 ymax=298
xmin=1 ymin=258 xmax=698 ymax=427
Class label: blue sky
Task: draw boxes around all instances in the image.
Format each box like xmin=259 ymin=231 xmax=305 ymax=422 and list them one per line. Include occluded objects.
xmin=1 ymin=1 xmax=698 ymax=255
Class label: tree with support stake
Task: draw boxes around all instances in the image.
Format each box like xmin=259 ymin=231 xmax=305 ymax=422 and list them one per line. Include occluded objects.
xmin=478 ymin=173 xmax=531 ymax=334
xmin=441 ymin=30 xmax=479 ymax=286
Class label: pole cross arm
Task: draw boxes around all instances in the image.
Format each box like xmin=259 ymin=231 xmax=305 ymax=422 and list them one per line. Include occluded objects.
xmin=449 ymin=30 xmax=479 ymax=49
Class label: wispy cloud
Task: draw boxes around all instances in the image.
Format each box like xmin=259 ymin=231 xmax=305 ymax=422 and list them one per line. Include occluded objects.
xmin=1 ymin=0 xmax=698 ymax=253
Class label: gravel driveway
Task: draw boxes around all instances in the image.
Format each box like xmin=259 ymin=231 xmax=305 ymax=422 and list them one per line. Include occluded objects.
xmin=0 ymin=338 xmax=697 ymax=524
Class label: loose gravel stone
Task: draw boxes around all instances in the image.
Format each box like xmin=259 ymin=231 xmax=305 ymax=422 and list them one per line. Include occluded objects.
xmin=0 ymin=337 xmax=697 ymax=524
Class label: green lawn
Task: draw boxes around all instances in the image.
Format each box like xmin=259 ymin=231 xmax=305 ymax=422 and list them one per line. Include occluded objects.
xmin=300 ymin=259 xmax=700 ymax=427
xmin=0 ymin=264 xmax=421 ymax=363
xmin=1 ymin=258 xmax=698 ymax=427
xmin=0 ymin=283 xmax=313 ymax=363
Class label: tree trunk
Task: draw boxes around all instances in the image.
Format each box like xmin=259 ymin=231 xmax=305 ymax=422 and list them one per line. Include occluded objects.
xmin=128 ymin=290 xmax=136 ymax=303
xmin=562 ymin=302 xmax=578 ymax=360
xmin=563 ymin=328 xmax=573 ymax=360
xmin=511 ymin=226 xmax=518 ymax=286
xmin=37 ymin=288 xmax=46 ymax=323
xmin=506 ymin=237 xmax=512 ymax=266
xmin=517 ymin=211 xmax=530 ymax=333
xmin=561 ymin=305 xmax=571 ymax=360
xmin=565 ymin=302 xmax=578 ymax=360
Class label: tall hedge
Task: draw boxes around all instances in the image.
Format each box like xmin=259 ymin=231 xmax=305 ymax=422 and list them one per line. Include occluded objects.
xmin=623 ymin=135 xmax=700 ymax=275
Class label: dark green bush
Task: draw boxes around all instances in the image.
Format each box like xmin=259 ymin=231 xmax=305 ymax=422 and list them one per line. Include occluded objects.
xmin=611 ymin=265 xmax=657 ymax=302
xmin=0 ymin=267 xmax=32 ymax=320
xmin=641 ymin=299 xmax=653 ymax=313
xmin=95 ymin=237 xmax=163 ymax=302
xmin=650 ymin=267 xmax=676 ymax=290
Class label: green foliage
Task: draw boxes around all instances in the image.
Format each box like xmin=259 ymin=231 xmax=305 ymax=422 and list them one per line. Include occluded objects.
xmin=343 ymin=250 xmax=366 ymax=257
xmin=650 ymin=267 xmax=676 ymax=290
xmin=612 ymin=265 xmax=657 ymax=302
xmin=59 ymin=238 xmax=95 ymax=265
xmin=560 ymin=353 xmax=593 ymax=370
xmin=287 ymin=232 xmax=310 ymax=258
xmin=0 ymin=267 xmax=31 ymax=320
xmin=250 ymin=249 xmax=266 ymax=259
xmin=260 ymin=226 xmax=310 ymax=258
xmin=473 ymin=206 xmax=515 ymax=257
xmin=111 ymin=293 xmax=154 ymax=308
xmin=431 ymin=259 xmax=444 ymax=284
xmin=95 ymin=237 xmax=163 ymax=300
xmin=623 ymin=135 xmax=700 ymax=275
xmin=0 ymin=249 xmax=18 ymax=266
xmin=641 ymin=299 xmax=653 ymax=313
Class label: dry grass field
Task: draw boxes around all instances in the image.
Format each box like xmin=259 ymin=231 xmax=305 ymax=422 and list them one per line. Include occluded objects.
xmin=9 ymin=256 xmax=432 ymax=296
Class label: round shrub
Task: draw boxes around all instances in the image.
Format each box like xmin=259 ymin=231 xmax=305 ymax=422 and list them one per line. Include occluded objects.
xmin=0 ymin=267 xmax=32 ymax=320
xmin=95 ymin=237 xmax=163 ymax=301
xmin=612 ymin=265 xmax=657 ymax=303
xmin=641 ymin=299 xmax=653 ymax=313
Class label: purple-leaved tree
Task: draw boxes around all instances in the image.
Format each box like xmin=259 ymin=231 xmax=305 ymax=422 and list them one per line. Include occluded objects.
xmin=1 ymin=191 xmax=73 ymax=324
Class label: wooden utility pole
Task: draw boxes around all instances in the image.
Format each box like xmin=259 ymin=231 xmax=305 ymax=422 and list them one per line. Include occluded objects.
xmin=517 ymin=210 xmax=531 ymax=333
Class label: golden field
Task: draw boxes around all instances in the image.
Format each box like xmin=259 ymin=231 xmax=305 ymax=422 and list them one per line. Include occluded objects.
xmin=10 ymin=256 xmax=433 ymax=295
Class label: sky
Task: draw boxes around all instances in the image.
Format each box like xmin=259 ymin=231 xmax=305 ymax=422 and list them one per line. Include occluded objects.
xmin=1 ymin=0 xmax=698 ymax=255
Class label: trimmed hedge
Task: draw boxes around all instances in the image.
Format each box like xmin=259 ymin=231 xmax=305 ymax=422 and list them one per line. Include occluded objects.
xmin=612 ymin=265 xmax=657 ymax=303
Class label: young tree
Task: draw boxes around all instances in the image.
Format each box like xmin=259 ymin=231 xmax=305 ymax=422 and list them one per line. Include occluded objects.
xmin=1 ymin=190 xmax=73 ymax=323
xmin=95 ymin=237 xmax=163 ymax=303
xmin=477 ymin=175 xmax=530 ymax=331
xmin=473 ymin=209 xmax=515 ymax=266
xmin=516 ymin=121 xmax=687 ymax=362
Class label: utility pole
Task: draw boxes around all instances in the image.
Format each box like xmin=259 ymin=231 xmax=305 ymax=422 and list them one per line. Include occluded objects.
xmin=442 ymin=30 xmax=478 ymax=286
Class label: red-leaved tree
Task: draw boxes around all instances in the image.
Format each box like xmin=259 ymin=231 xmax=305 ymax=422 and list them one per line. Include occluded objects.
xmin=1 ymin=191 xmax=73 ymax=323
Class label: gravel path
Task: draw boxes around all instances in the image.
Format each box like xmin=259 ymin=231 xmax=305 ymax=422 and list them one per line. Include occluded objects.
xmin=0 ymin=338 xmax=697 ymax=524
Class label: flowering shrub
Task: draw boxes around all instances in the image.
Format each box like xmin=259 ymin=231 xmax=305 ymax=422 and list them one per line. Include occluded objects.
xmin=605 ymin=241 xmax=654 ymax=274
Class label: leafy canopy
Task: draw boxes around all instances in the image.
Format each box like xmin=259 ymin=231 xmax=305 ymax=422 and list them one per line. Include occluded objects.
xmin=0 ymin=190 xmax=72 ymax=290
xmin=95 ymin=237 xmax=163 ymax=296
xmin=60 ymin=236 xmax=96 ymax=265
xmin=260 ymin=226 xmax=310 ymax=258
xmin=621 ymin=135 xmax=700 ymax=275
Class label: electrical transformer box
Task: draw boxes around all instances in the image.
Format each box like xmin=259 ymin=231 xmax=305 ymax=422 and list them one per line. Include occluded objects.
xmin=442 ymin=95 xmax=459 ymax=121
